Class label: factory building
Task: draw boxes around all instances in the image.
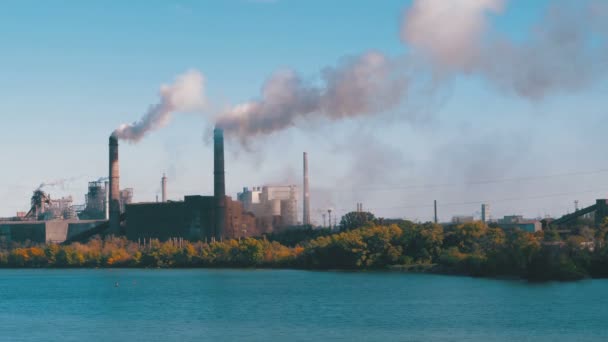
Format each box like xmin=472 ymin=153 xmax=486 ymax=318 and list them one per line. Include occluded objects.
xmin=498 ymin=215 xmax=542 ymax=233
xmin=123 ymin=128 xmax=260 ymax=241
xmin=125 ymin=195 xmax=257 ymax=241
xmin=237 ymin=185 xmax=298 ymax=232
xmin=481 ymin=204 xmax=490 ymax=223
xmin=0 ymin=220 xmax=106 ymax=244
xmin=452 ymin=216 xmax=474 ymax=224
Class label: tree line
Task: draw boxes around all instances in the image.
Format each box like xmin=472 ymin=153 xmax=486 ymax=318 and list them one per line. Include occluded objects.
xmin=1 ymin=212 xmax=607 ymax=281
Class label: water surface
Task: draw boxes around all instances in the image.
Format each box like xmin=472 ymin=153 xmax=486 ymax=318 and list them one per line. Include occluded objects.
xmin=0 ymin=269 xmax=606 ymax=341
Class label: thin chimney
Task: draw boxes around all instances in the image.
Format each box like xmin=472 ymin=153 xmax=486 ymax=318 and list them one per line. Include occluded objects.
xmin=303 ymin=152 xmax=311 ymax=225
xmin=161 ymin=173 xmax=167 ymax=203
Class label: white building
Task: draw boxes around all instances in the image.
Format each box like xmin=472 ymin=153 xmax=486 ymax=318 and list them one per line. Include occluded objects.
xmin=481 ymin=204 xmax=490 ymax=223
xmin=238 ymin=185 xmax=298 ymax=231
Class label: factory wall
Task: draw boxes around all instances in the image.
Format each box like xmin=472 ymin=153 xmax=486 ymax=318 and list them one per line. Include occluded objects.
xmin=0 ymin=220 xmax=106 ymax=243
xmin=126 ymin=201 xmax=188 ymax=241
xmin=125 ymin=195 xmax=260 ymax=241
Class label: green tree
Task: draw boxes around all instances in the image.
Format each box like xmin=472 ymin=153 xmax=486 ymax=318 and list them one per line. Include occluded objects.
xmin=339 ymin=211 xmax=376 ymax=232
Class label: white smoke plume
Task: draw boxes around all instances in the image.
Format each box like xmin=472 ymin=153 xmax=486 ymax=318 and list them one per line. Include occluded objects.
xmin=113 ymin=70 xmax=207 ymax=142
xmin=402 ymin=0 xmax=608 ymax=99
xmin=215 ymin=52 xmax=407 ymax=141
xmin=402 ymin=0 xmax=505 ymax=71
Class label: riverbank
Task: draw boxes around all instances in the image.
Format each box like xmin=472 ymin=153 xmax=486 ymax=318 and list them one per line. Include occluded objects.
xmin=1 ymin=221 xmax=607 ymax=281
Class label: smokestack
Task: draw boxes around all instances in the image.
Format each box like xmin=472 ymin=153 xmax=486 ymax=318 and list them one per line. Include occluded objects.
xmin=434 ymin=200 xmax=438 ymax=224
xmin=161 ymin=173 xmax=167 ymax=203
xmin=214 ymin=128 xmax=226 ymax=239
xmin=109 ymin=135 xmax=120 ymax=233
xmin=303 ymin=152 xmax=311 ymax=226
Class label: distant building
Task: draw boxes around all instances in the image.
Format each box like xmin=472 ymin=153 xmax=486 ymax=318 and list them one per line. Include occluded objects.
xmin=498 ymin=215 xmax=541 ymax=233
xmin=481 ymin=204 xmax=490 ymax=223
xmin=238 ymin=185 xmax=298 ymax=232
xmin=500 ymin=215 xmax=524 ymax=224
xmin=452 ymin=216 xmax=474 ymax=224
xmin=80 ymin=180 xmax=108 ymax=220
xmin=119 ymin=188 xmax=133 ymax=212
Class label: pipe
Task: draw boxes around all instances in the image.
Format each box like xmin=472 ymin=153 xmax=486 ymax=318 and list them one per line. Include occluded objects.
xmin=214 ymin=128 xmax=226 ymax=239
xmin=109 ymin=135 xmax=120 ymax=233
xmin=104 ymin=180 xmax=109 ymax=220
xmin=303 ymin=152 xmax=311 ymax=225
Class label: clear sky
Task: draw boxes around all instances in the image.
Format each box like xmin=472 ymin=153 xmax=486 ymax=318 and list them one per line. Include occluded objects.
xmin=1 ymin=0 xmax=607 ymax=223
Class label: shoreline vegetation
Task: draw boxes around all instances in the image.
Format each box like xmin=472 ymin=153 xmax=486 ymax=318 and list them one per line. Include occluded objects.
xmin=1 ymin=218 xmax=608 ymax=281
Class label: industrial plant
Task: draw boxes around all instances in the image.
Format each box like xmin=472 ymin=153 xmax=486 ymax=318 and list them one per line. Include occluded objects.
xmin=0 ymin=128 xmax=313 ymax=244
xmin=2 ymin=123 xmax=608 ymax=245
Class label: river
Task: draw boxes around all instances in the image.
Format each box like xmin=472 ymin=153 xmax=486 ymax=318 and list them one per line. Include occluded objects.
xmin=0 ymin=269 xmax=606 ymax=341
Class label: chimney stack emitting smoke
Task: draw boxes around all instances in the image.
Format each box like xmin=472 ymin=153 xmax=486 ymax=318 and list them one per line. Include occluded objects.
xmin=112 ymin=70 xmax=206 ymax=143
xmin=303 ymin=152 xmax=311 ymax=226
xmin=214 ymin=128 xmax=226 ymax=239
xmin=109 ymin=135 xmax=120 ymax=233
xmin=161 ymin=173 xmax=167 ymax=203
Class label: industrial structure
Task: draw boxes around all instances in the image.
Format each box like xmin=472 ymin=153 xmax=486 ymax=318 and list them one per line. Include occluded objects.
xmin=481 ymin=204 xmax=490 ymax=223
xmin=546 ymin=199 xmax=608 ymax=227
xmin=237 ymin=185 xmax=298 ymax=232
xmin=79 ymin=180 xmax=108 ymax=220
xmin=123 ymin=128 xmax=260 ymax=241
xmin=303 ymin=152 xmax=310 ymax=225
xmin=161 ymin=174 xmax=167 ymax=203
xmin=109 ymin=135 xmax=121 ymax=233
xmin=497 ymin=215 xmax=542 ymax=233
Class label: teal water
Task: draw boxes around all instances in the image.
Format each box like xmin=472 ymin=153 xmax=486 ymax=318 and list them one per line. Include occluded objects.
xmin=0 ymin=270 xmax=607 ymax=341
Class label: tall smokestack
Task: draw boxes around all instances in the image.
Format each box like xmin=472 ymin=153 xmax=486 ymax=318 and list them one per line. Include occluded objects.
xmin=109 ymin=135 xmax=120 ymax=233
xmin=214 ymin=128 xmax=226 ymax=239
xmin=434 ymin=200 xmax=438 ymax=224
xmin=303 ymin=152 xmax=311 ymax=225
xmin=161 ymin=173 xmax=167 ymax=203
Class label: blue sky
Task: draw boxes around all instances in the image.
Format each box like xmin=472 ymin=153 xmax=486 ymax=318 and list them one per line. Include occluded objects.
xmin=1 ymin=0 xmax=607 ymax=223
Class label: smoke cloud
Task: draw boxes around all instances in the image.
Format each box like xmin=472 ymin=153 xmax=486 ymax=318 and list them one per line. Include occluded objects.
xmin=112 ymin=1 xmax=606 ymax=143
xmin=37 ymin=176 xmax=84 ymax=191
xmin=217 ymin=0 xmax=607 ymax=142
xmin=113 ymin=70 xmax=207 ymax=142
xmin=215 ymin=52 xmax=407 ymax=141
xmin=402 ymin=0 xmax=608 ymax=99
xmin=402 ymin=0 xmax=505 ymax=71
